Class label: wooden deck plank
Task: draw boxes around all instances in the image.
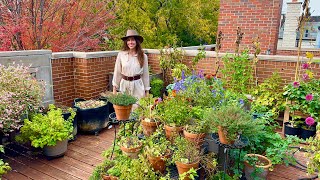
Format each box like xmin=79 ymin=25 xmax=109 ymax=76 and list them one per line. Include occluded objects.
xmin=67 ymin=143 xmax=104 ymax=161
xmin=52 ymin=155 xmax=95 ymax=174
xmin=2 ymin=170 xmax=30 ymax=180
xmin=64 ymin=149 xmax=102 ymax=166
xmin=4 ymin=156 xmax=57 ymax=180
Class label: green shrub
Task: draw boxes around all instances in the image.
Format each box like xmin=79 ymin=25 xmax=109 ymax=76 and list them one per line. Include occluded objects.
xmin=150 ymin=78 xmax=164 ymax=98
xmin=107 ymin=92 xmax=138 ymax=106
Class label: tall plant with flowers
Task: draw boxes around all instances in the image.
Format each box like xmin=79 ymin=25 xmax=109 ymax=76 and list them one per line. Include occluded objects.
xmin=0 ymin=63 xmax=45 ymax=135
xmin=283 ymin=52 xmax=320 ymax=126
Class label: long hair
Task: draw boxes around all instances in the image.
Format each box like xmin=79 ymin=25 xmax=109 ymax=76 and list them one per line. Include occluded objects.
xmin=122 ymin=37 xmax=144 ymax=68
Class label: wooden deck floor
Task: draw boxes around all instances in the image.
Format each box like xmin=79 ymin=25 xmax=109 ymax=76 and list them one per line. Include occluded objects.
xmin=2 ymin=127 xmax=318 ymax=180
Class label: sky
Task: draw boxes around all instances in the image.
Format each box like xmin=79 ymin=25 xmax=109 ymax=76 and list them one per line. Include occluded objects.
xmin=282 ymin=0 xmax=320 ymax=16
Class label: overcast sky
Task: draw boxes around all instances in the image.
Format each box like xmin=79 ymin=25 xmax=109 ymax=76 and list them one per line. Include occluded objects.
xmin=282 ymin=0 xmax=320 ymax=16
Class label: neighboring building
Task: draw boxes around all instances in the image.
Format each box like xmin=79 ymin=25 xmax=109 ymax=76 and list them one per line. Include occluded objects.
xmin=278 ymin=15 xmax=320 ymax=48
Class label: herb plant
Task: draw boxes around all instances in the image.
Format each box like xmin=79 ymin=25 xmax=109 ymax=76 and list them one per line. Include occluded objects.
xmin=172 ymin=137 xmax=201 ymax=164
xmin=150 ymin=78 xmax=164 ymax=98
xmin=108 ymin=92 xmax=138 ymax=106
xmin=16 ymin=104 xmax=75 ymax=148
xmin=0 ymin=145 xmax=11 ymax=176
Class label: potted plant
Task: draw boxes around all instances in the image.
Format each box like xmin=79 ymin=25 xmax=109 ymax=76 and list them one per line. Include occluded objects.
xmin=150 ymin=78 xmax=164 ymax=98
xmin=16 ymin=104 xmax=75 ymax=158
xmin=108 ymin=93 xmax=138 ymax=120
xmin=243 ymin=154 xmax=272 ymax=180
xmin=204 ymin=104 xmax=262 ymax=145
xmin=74 ymin=99 xmax=109 ymax=134
xmin=301 ymin=116 xmax=316 ymax=140
xmin=118 ymin=136 xmax=142 ymax=159
xmin=135 ymin=95 xmax=161 ymax=136
xmin=157 ymin=96 xmax=191 ymax=142
xmin=183 ymin=106 xmax=211 ymax=147
xmin=144 ymin=128 xmax=171 ymax=174
xmin=305 ymin=124 xmax=320 ymax=175
xmin=172 ymin=137 xmax=201 ymax=180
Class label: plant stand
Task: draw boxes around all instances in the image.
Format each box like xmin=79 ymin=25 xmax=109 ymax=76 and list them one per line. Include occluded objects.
xmin=108 ymin=112 xmax=138 ymax=159
xmin=211 ymin=134 xmax=249 ymax=180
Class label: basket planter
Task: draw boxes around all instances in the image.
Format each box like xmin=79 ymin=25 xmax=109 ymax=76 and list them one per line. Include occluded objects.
xmin=183 ymin=130 xmax=206 ymax=147
xmin=147 ymin=150 xmax=171 ymax=174
xmin=113 ymin=104 xmax=132 ymax=121
xmin=120 ymin=142 xmax=142 ymax=159
xmin=73 ymin=98 xmax=110 ymax=134
xmin=141 ymin=119 xmax=161 ymax=136
xmin=164 ymin=125 xmax=183 ymax=142
xmin=284 ymin=122 xmax=301 ymax=137
xmin=244 ymin=154 xmax=272 ymax=180
xmin=175 ymin=161 xmax=199 ymax=180
xmin=43 ymin=139 xmax=68 ymax=158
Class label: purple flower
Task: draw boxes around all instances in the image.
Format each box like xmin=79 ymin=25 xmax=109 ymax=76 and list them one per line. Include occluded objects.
xmin=181 ymin=71 xmax=186 ymax=80
xmin=157 ymin=97 xmax=162 ymax=102
xmin=302 ymin=74 xmax=309 ymax=81
xmin=239 ymin=99 xmax=244 ymax=105
xmin=306 ymin=94 xmax=313 ymax=101
xmin=302 ymin=63 xmax=309 ymax=69
xmin=293 ymin=81 xmax=300 ymax=88
xmin=305 ymin=117 xmax=315 ymax=126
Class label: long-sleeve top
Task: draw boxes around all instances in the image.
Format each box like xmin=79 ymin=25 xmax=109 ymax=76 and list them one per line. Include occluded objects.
xmin=112 ymin=51 xmax=150 ymax=99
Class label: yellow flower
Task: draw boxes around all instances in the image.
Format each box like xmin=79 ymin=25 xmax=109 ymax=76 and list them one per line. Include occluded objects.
xmin=306 ymin=70 xmax=314 ymax=79
xmin=306 ymin=52 xmax=314 ymax=60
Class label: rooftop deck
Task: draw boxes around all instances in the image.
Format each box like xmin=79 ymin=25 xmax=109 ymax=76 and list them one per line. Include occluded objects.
xmin=1 ymin=127 xmax=317 ymax=180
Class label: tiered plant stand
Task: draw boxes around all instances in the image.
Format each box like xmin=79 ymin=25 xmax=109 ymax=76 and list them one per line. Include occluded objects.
xmin=108 ymin=112 xmax=138 ymax=159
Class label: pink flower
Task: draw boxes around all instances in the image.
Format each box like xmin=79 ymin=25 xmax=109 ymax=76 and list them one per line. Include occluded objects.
xmin=293 ymin=81 xmax=300 ymax=88
xmin=302 ymin=63 xmax=309 ymax=69
xmin=306 ymin=94 xmax=313 ymax=101
xmin=302 ymin=74 xmax=309 ymax=81
xmin=305 ymin=117 xmax=315 ymax=126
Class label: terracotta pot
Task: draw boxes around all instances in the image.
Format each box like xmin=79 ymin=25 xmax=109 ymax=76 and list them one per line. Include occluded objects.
xmin=217 ymin=126 xmax=233 ymax=145
xmin=183 ymin=130 xmax=206 ymax=147
xmin=244 ymin=154 xmax=272 ymax=180
xmin=175 ymin=161 xmax=199 ymax=180
xmin=147 ymin=150 xmax=171 ymax=174
xmin=102 ymin=175 xmax=119 ymax=180
xmin=120 ymin=142 xmax=142 ymax=159
xmin=141 ymin=119 xmax=161 ymax=136
xmin=164 ymin=125 xmax=183 ymax=142
xmin=113 ymin=104 xmax=132 ymax=120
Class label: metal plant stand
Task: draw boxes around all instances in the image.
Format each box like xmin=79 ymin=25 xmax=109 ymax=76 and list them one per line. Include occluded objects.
xmin=108 ymin=112 xmax=138 ymax=159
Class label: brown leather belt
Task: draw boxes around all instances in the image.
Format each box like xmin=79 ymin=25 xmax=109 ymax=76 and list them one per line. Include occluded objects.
xmin=122 ymin=74 xmax=141 ymax=81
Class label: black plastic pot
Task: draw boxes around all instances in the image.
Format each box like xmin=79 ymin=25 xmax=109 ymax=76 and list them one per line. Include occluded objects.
xmin=284 ymin=122 xmax=301 ymax=137
xmin=73 ymin=98 xmax=110 ymax=135
xmin=300 ymin=128 xmax=316 ymax=140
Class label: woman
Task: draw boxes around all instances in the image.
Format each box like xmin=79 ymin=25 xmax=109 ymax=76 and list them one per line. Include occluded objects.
xmin=112 ymin=29 xmax=150 ymax=99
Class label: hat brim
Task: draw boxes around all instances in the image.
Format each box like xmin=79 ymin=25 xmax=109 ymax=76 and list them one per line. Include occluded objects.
xmin=121 ymin=35 xmax=144 ymax=43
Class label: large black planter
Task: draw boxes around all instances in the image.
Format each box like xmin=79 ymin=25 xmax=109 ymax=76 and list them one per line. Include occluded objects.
xmin=300 ymin=127 xmax=316 ymax=140
xmin=284 ymin=122 xmax=301 ymax=137
xmin=73 ymin=98 xmax=110 ymax=135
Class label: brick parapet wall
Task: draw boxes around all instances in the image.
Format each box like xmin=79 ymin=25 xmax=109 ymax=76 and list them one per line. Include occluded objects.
xmin=51 ymin=50 xmax=320 ymax=106
xmin=277 ymin=48 xmax=320 ymax=57
xmin=218 ymin=0 xmax=282 ymax=55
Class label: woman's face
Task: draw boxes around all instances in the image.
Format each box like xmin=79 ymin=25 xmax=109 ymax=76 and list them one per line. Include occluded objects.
xmin=126 ymin=37 xmax=137 ymax=50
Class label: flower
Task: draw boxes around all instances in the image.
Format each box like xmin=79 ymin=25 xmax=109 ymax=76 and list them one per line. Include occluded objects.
xmin=293 ymin=81 xmax=300 ymax=88
xmin=302 ymin=74 xmax=309 ymax=81
xmin=306 ymin=52 xmax=314 ymax=60
xmin=306 ymin=94 xmax=313 ymax=101
xmin=305 ymin=117 xmax=315 ymax=126
xmin=302 ymin=63 xmax=309 ymax=69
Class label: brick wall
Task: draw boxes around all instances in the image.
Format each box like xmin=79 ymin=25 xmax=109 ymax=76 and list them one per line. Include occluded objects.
xmin=52 ymin=51 xmax=320 ymax=106
xmin=218 ymin=0 xmax=283 ymax=55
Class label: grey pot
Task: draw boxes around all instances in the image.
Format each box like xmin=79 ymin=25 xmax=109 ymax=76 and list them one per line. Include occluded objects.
xmin=43 ymin=139 xmax=68 ymax=158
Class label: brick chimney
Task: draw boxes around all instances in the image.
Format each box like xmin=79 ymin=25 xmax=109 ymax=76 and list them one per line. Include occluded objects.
xmin=281 ymin=0 xmax=302 ymax=48
xmin=217 ymin=0 xmax=283 ymax=55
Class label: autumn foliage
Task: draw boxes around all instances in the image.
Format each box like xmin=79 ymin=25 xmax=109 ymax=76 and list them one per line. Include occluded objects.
xmin=0 ymin=0 xmax=114 ymax=52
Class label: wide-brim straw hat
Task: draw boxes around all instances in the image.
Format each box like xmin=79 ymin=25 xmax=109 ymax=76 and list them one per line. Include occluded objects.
xmin=121 ymin=29 xmax=144 ymax=43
